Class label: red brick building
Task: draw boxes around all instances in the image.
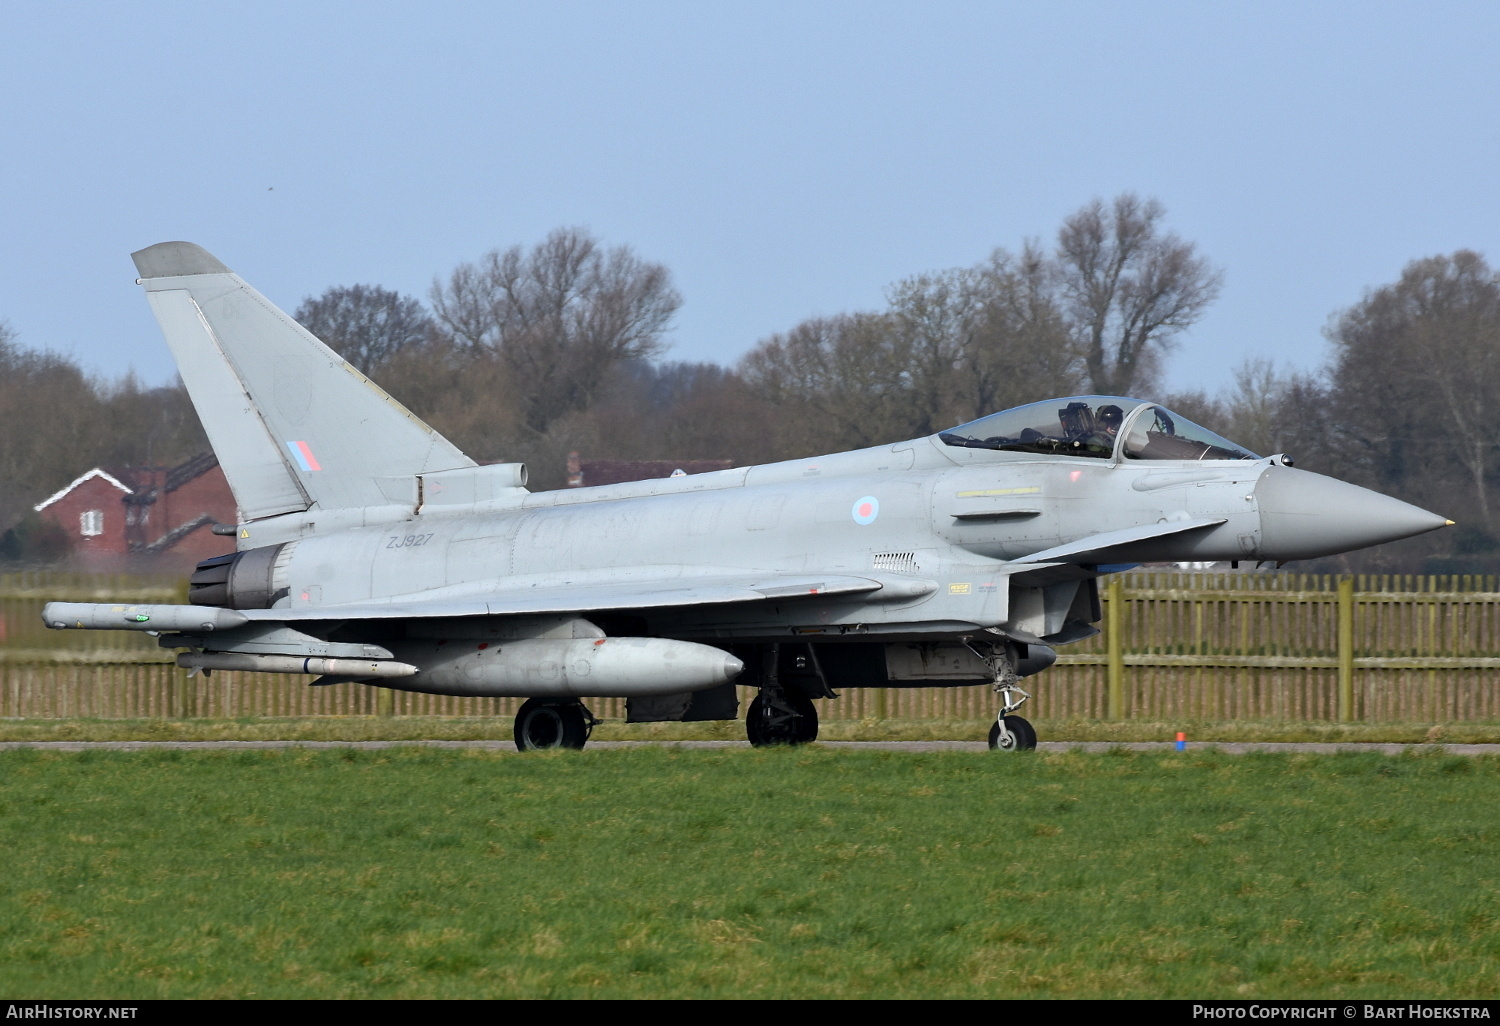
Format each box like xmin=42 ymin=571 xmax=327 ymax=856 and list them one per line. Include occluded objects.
xmin=34 ymin=453 xmax=236 ymax=573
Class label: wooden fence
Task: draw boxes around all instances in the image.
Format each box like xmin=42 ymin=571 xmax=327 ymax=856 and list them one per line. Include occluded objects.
xmin=2 ymin=571 xmax=1498 ymax=722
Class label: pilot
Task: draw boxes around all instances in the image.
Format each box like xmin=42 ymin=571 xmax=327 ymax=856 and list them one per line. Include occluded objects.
xmin=1085 ymin=404 xmax=1124 ymax=453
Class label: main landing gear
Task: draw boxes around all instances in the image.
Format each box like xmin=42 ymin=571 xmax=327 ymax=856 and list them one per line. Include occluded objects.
xmin=745 ymin=642 xmax=825 ymax=746
xmin=513 ymin=697 xmax=598 ymax=751
xmin=746 ymin=690 xmax=819 ymax=746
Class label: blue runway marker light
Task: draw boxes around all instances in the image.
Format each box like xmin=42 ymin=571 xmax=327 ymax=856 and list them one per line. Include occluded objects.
xmin=1175 ymin=731 xmax=1186 ymax=751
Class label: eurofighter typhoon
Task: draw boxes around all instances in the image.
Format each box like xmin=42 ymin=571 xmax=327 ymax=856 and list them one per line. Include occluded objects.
xmin=43 ymin=243 xmax=1452 ymax=750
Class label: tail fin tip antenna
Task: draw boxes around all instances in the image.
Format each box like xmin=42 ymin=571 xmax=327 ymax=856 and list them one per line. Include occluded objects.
xmin=132 ymin=242 xmax=231 ymax=279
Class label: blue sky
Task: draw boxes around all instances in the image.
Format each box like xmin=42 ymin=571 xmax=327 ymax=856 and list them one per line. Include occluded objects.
xmin=2 ymin=1 xmax=1496 ymax=399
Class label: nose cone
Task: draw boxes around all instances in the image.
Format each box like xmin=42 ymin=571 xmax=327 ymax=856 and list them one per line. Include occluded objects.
xmin=1255 ymin=466 xmax=1451 ymax=560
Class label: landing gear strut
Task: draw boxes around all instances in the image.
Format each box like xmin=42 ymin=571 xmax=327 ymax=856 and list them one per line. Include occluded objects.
xmin=973 ymin=640 xmax=1037 ymax=752
xmin=745 ymin=643 xmax=820 ymax=746
xmin=513 ymin=698 xmax=597 ymax=751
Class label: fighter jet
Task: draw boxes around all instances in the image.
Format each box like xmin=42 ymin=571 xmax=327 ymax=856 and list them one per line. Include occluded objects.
xmin=43 ymin=243 xmax=1452 ymax=751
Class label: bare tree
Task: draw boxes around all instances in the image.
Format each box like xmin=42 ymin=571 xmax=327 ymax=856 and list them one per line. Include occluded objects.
xmin=0 ymin=327 xmax=103 ymax=529
xmin=429 ymin=228 xmax=682 ymax=435
xmin=548 ymin=360 xmax=781 ymax=478
xmin=93 ymin=374 xmax=208 ymax=470
xmin=1173 ymin=357 xmax=1329 ymax=467
xmin=1055 ymin=194 xmax=1222 ymax=395
xmin=1406 ymin=253 xmax=1500 ymax=527
xmin=968 ymin=242 xmax=1082 ymax=411
xmin=882 ymin=255 xmax=1081 ymax=431
xmin=741 ymin=246 xmax=1084 ymax=454
xmin=294 ymin=285 xmax=433 ymax=375
xmin=884 ymin=270 xmax=985 ymax=434
xmin=1329 ymin=251 xmax=1500 ymax=527
xmin=1326 ymin=285 xmax=1430 ymax=497
xmin=739 ymin=313 xmax=913 ymax=454
xmin=368 ymin=339 xmax=525 ymax=463
xmin=1270 ymin=374 xmax=1338 ymax=475
xmin=1223 ymin=357 xmax=1281 ymax=456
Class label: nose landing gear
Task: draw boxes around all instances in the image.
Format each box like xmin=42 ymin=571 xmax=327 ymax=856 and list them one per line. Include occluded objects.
xmin=976 ymin=638 xmax=1036 ymax=752
xmin=988 ymin=682 xmax=1036 ymax=751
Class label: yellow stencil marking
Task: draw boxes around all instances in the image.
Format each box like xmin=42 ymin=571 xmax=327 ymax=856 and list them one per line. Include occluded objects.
xmin=948 ymin=583 xmax=972 ymax=595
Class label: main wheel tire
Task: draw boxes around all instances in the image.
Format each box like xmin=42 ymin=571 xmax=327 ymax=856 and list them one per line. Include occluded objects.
xmin=988 ymin=714 xmax=1037 ymax=751
xmin=791 ymin=694 xmax=819 ymax=744
xmin=514 ymin=699 xmax=590 ymax=751
xmin=746 ymin=692 xmax=819 ymax=747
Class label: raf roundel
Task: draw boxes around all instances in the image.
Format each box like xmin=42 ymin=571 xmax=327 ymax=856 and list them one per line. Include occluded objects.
xmin=851 ymin=495 xmax=880 ymax=526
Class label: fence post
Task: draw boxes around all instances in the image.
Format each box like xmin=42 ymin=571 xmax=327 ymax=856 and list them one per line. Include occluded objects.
xmin=1337 ymin=576 xmax=1355 ymax=721
xmin=172 ymin=672 xmax=193 ymax=719
xmin=376 ymin=686 xmax=395 ymax=718
xmin=1107 ymin=577 xmax=1125 ymax=720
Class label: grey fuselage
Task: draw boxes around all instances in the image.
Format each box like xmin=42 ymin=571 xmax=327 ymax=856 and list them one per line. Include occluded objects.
xmin=230 ymin=433 xmax=1376 ymax=648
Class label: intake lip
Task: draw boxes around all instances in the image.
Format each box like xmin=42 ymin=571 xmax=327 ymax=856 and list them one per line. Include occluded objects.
xmin=1254 ymin=466 xmax=1450 ymax=560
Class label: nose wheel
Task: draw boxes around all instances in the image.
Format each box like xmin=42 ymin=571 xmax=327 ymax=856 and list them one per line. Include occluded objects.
xmin=988 ymin=683 xmax=1036 ymax=751
xmin=989 ymin=715 xmax=1037 ymax=751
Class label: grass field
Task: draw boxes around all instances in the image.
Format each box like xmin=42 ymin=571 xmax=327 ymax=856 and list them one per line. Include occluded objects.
xmin=2 ymin=745 xmax=1498 ymax=998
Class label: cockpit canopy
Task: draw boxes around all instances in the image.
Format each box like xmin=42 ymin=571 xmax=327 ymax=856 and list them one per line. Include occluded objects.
xmin=938 ymin=396 xmax=1259 ymax=462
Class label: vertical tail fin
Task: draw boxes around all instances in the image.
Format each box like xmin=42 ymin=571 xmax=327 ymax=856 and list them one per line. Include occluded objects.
xmin=132 ymin=242 xmax=474 ymax=521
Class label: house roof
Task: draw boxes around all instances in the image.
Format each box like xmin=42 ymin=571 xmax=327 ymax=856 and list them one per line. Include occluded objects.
xmin=33 ymin=453 xmax=223 ymax=514
xmin=33 ymin=468 xmax=134 ymax=512
xmin=163 ymin=452 xmax=219 ymax=493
